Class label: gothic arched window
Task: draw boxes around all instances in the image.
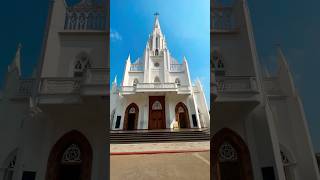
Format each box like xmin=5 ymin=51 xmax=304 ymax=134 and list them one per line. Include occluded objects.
xmin=152 ymin=101 xmax=162 ymax=110
xmin=212 ymin=50 xmax=225 ymax=76
xmin=74 ymin=52 xmax=91 ymax=77
xmin=175 ymin=78 xmax=181 ymax=86
xmin=155 ymin=49 xmax=159 ymax=56
xmin=154 ymin=77 xmax=160 ymax=83
xmin=133 ymin=79 xmax=139 ymax=86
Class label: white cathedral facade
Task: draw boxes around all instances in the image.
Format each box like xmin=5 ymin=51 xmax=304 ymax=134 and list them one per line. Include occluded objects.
xmin=110 ymin=15 xmax=210 ymax=131
xmin=0 ymin=0 xmax=320 ymax=180
xmin=0 ymin=0 xmax=108 ymax=180
xmin=211 ymin=0 xmax=320 ymax=180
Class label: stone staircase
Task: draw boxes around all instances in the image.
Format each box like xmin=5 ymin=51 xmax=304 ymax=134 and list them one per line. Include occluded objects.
xmin=110 ymin=128 xmax=210 ymax=144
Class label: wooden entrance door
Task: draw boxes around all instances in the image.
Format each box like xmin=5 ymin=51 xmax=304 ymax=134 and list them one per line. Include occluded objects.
xmin=149 ymin=96 xmax=166 ymax=129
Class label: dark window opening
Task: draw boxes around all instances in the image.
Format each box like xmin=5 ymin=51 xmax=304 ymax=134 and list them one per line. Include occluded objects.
xmin=192 ymin=114 xmax=198 ymax=127
xmin=115 ymin=116 xmax=121 ymax=128
xmin=261 ymin=167 xmax=276 ymax=180
xmin=22 ymin=171 xmax=36 ymax=180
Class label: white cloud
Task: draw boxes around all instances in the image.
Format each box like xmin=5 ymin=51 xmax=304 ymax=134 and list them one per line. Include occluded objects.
xmin=110 ymin=29 xmax=122 ymax=41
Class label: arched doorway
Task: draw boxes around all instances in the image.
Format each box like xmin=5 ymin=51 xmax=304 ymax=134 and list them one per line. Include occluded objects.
xmin=212 ymin=128 xmax=253 ymax=180
xmin=45 ymin=130 xmax=93 ymax=180
xmin=175 ymin=102 xmax=190 ymax=128
xmin=149 ymin=96 xmax=166 ymax=129
xmin=123 ymin=103 xmax=139 ymax=130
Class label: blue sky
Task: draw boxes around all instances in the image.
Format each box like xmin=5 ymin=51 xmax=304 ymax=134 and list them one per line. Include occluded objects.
xmin=248 ymin=0 xmax=320 ymax=152
xmin=110 ymin=0 xmax=210 ymax=106
xmin=1 ymin=0 xmax=320 ymax=152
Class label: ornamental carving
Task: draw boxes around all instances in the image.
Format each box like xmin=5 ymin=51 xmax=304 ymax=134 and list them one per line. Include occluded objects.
xmin=129 ymin=107 xmax=136 ymax=114
xmin=61 ymin=144 xmax=82 ymax=164
xmin=152 ymin=101 xmax=162 ymax=110
xmin=219 ymin=142 xmax=238 ymax=162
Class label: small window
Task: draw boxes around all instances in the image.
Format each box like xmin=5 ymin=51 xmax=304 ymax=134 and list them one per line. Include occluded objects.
xmin=115 ymin=116 xmax=121 ymax=128
xmin=175 ymin=78 xmax=181 ymax=86
xmin=133 ymin=79 xmax=139 ymax=86
xmin=212 ymin=50 xmax=225 ymax=76
xmin=155 ymin=49 xmax=159 ymax=56
xmin=261 ymin=167 xmax=275 ymax=180
xmin=192 ymin=114 xmax=198 ymax=127
xmin=73 ymin=52 xmax=91 ymax=77
xmin=22 ymin=171 xmax=36 ymax=180
xmin=154 ymin=62 xmax=160 ymax=67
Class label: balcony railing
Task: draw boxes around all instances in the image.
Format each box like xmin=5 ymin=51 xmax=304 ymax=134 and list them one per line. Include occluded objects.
xmin=119 ymin=83 xmax=192 ymax=94
xmin=130 ymin=64 xmax=144 ymax=71
xmin=16 ymin=79 xmax=35 ymax=97
xmin=263 ymin=78 xmax=283 ymax=95
xmin=64 ymin=1 xmax=106 ymax=31
xmin=83 ymin=68 xmax=108 ymax=85
xmin=170 ymin=64 xmax=184 ymax=72
xmin=39 ymin=68 xmax=108 ymax=95
xmin=40 ymin=78 xmax=81 ymax=95
xmin=214 ymin=76 xmax=258 ymax=93
xmin=136 ymin=83 xmax=176 ymax=89
xmin=212 ymin=7 xmax=239 ymax=33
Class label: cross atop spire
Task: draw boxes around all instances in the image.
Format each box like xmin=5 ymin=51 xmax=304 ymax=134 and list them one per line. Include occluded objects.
xmin=154 ymin=12 xmax=160 ymax=17
xmin=153 ymin=12 xmax=161 ymax=30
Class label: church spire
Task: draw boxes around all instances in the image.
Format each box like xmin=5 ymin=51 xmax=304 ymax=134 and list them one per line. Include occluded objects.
xmin=8 ymin=43 xmax=22 ymax=76
xmin=147 ymin=12 xmax=167 ymax=53
xmin=153 ymin=12 xmax=161 ymax=31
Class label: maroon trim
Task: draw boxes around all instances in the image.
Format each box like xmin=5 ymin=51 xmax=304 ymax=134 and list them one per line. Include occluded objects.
xmin=123 ymin=103 xmax=139 ymax=130
xmin=175 ymin=102 xmax=190 ymax=128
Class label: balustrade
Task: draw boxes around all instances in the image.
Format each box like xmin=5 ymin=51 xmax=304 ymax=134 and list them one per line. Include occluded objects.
xmin=130 ymin=64 xmax=144 ymax=71
xmin=170 ymin=64 xmax=184 ymax=72
xmin=64 ymin=1 xmax=106 ymax=31
xmin=17 ymin=79 xmax=34 ymax=97
xmin=40 ymin=78 xmax=81 ymax=94
xmin=215 ymin=76 xmax=258 ymax=93
xmin=211 ymin=7 xmax=236 ymax=32
xmin=83 ymin=68 xmax=108 ymax=84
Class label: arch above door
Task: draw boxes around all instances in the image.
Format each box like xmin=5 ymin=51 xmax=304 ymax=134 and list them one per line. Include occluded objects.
xmin=211 ymin=128 xmax=253 ymax=180
xmin=45 ymin=130 xmax=93 ymax=180
xmin=175 ymin=102 xmax=190 ymax=128
xmin=123 ymin=103 xmax=139 ymax=130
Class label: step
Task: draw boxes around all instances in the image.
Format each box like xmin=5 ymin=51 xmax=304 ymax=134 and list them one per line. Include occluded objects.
xmin=110 ymin=129 xmax=210 ymax=144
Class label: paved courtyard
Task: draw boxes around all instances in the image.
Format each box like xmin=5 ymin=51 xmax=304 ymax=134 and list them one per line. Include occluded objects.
xmin=110 ymin=151 xmax=210 ymax=180
xmin=110 ymin=141 xmax=210 ymax=154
